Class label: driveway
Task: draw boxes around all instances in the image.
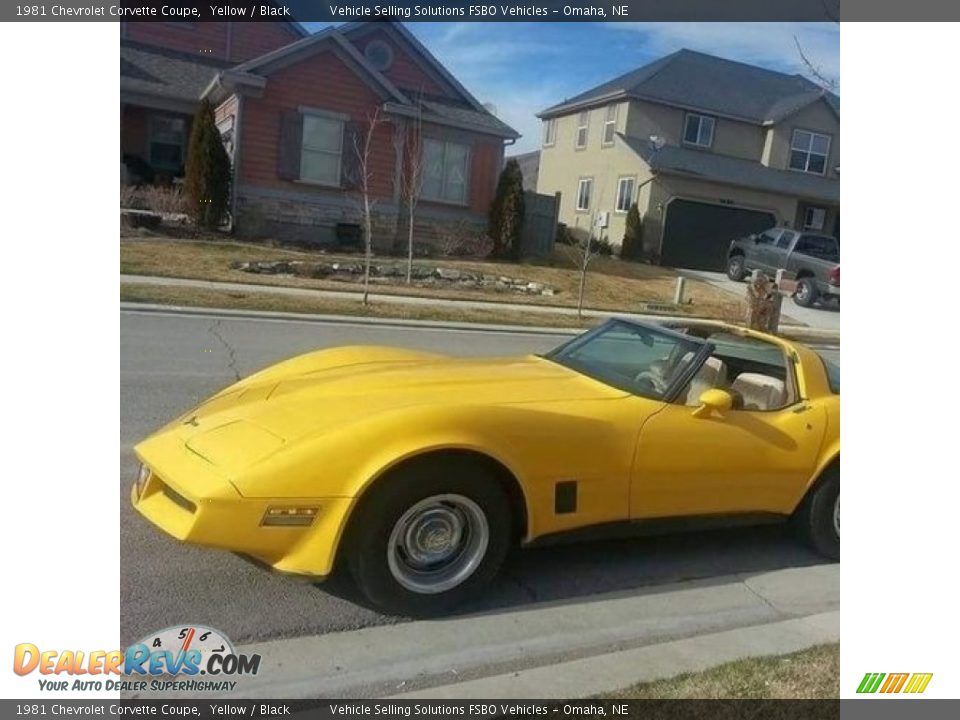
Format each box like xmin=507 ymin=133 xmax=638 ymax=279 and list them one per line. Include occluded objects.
xmin=677 ymin=269 xmax=840 ymax=332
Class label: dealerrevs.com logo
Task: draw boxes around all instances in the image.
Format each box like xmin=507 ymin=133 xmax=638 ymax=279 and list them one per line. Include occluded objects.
xmin=857 ymin=672 xmax=933 ymax=695
xmin=13 ymin=625 xmax=260 ymax=693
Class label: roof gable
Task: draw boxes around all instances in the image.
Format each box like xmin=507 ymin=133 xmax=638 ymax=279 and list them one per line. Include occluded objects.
xmin=229 ymin=28 xmax=408 ymax=104
xmin=339 ymin=22 xmax=486 ymax=112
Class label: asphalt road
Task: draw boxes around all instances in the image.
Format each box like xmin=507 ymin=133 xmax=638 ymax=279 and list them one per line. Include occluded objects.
xmin=120 ymin=309 xmax=839 ymax=647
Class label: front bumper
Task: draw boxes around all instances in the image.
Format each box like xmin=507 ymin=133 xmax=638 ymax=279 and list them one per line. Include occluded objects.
xmin=131 ymin=438 xmax=355 ymax=577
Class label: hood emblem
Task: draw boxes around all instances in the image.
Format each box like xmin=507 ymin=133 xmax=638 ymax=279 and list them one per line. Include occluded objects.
xmin=183 ymin=416 xmax=199 ymax=427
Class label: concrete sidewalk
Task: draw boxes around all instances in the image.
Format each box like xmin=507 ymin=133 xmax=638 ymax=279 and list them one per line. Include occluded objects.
xmin=120 ymin=274 xmax=841 ymax=344
xmin=175 ymin=564 xmax=838 ymax=700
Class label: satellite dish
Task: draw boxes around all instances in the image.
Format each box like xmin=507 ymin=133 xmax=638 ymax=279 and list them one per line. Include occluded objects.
xmin=649 ymin=135 xmax=666 ymax=151
xmin=482 ymin=102 xmax=498 ymax=117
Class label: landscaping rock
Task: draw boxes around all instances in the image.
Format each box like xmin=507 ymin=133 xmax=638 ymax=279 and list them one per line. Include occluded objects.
xmin=233 ymin=258 xmax=556 ymax=296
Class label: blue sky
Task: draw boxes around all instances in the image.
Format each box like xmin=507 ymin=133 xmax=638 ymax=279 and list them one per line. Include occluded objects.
xmin=307 ymin=22 xmax=840 ymax=154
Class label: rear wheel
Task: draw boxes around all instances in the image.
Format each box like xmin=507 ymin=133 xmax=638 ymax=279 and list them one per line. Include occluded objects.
xmin=726 ymin=254 xmax=747 ymax=281
xmin=346 ymin=460 xmax=512 ymax=615
xmin=793 ymin=466 xmax=839 ymax=560
xmin=794 ymin=277 xmax=819 ymax=307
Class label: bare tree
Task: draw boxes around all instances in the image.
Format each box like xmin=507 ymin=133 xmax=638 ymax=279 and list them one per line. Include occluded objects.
xmin=794 ymin=36 xmax=839 ymax=93
xmin=352 ymin=106 xmax=384 ymax=305
xmin=795 ymin=5 xmax=840 ymax=94
xmin=561 ymin=194 xmax=608 ymax=319
xmin=393 ymin=94 xmax=425 ymax=284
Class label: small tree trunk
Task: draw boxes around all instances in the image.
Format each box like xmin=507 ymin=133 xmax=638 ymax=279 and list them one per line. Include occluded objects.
xmin=577 ymin=262 xmax=588 ymax=319
xmin=362 ymin=194 xmax=372 ymax=306
xmin=406 ymin=204 xmax=415 ymax=284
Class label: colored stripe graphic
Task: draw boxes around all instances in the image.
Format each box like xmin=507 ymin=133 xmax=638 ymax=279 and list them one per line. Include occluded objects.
xmin=903 ymin=673 xmax=933 ymax=694
xmin=880 ymin=673 xmax=908 ymax=693
xmin=857 ymin=673 xmax=885 ymax=693
xmin=857 ymin=672 xmax=932 ymax=694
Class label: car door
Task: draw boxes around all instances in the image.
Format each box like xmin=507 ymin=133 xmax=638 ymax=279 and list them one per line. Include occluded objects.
xmin=629 ymin=351 xmax=826 ymax=520
xmin=768 ymin=230 xmax=795 ymax=274
xmin=747 ymin=229 xmax=781 ymax=274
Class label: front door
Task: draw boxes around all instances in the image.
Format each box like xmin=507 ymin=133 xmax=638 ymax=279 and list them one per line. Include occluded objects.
xmin=629 ymin=354 xmax=826 ymax=519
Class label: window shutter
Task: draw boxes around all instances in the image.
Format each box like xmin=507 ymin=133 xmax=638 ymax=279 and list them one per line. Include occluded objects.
xmin=277 ymin=111 xmax=303 ymax=180
xmin=340 ymin=121 xmax=362 ymax=190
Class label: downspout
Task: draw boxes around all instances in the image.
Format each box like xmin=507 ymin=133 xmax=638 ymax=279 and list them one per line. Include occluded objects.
xmin=230 ymin=93 xmax=244 ymax=234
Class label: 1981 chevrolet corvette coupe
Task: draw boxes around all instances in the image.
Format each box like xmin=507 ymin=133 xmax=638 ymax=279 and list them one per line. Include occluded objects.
xmin=132 ymin=319 xmax=839 ymax=614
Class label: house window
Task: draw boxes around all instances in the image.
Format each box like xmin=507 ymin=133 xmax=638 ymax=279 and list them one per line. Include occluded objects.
xmin=364 ymin=40 xmax=394 ymax=71
xmin=683 ymin=113 xmax=715 ymax=148
xmin=804 ymin=207 xmax=827 ymax=231
xmin=149 ymin=116 xmax=186 ymax=170
xmin=615 ymin=177 xmax=635 ymax=213
xmin=789 ymin=130 xmax=831 ymax=174
xmin=300 ymin=112 xmax=344 ymax=186
xmin=602 ymin=104 xmax=617 ymax=146
xmin=543 ymin=118 xmax=557 ymax=147
xmin=575 ymin=111 xmax=589 ymax=149
xmin=576 ymin=178 xmax=592 ymax=211
xmin=423 ymin=139 xmax=470 ymax=204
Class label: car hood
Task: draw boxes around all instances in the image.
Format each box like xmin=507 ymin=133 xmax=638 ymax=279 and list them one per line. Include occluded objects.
xmin=147 ymin=345 xmax=624 ymax=476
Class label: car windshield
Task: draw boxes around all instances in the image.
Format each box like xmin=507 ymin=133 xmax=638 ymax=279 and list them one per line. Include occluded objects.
xmin=820 ymin=356 xmax=840 ymax=394
xmin=545 ymin=319 xmax=705 ymax=399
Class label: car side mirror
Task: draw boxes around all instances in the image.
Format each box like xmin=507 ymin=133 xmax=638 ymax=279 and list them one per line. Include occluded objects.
xmin=692 ymin=388 xmax=734 ymax=419
xmin=751 ymin=235 xmax=760 ymax=243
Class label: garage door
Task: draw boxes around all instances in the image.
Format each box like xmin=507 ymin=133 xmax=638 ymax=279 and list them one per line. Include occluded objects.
xmin=661 ymin=200 xmax=776 ymax=271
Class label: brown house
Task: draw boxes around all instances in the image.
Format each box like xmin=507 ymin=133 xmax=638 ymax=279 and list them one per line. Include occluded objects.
xmin=120 ymin=21 xmax=519 ymax=247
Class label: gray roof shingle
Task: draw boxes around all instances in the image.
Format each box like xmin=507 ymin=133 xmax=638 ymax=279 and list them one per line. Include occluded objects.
xmin=619 ymin=133 xmax=839 ymax=203
xmin=420 ymin=98 xmax=519 ymax=138
xmin=120 ymin=40 xmax=232 ymax=103
xmin=542 ymin=49 xmax=839 ymax=124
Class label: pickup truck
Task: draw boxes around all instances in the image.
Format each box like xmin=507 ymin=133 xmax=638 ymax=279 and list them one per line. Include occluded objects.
xmin=726 ymin=227 xmax=840 ymax=307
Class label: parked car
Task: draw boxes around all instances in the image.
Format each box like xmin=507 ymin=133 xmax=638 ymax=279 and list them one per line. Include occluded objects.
xmin=727 ymin=228 xmax=840 ymax=308
xmin=132 ymin=318 xmax=840 ymax=614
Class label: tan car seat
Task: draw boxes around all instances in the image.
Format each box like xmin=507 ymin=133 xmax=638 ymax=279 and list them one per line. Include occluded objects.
xmin=684 ymin=357 xmax=729 ymax=405
xmin=729 ymin=373 xmax=786 ymax=411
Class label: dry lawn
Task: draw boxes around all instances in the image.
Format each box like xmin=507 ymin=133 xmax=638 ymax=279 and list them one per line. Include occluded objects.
xmin=603 ymin=644 xmax=840 ymax=700
xmin=119 ymin=238 xmax=746 ymax=322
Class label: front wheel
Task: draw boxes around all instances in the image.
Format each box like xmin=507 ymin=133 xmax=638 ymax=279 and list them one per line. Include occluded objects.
xmin=793 ymin=467 xmax=839 ymax=560
xmin=793 ymin=278 xmax=819 ymax=307
xmin=346 ymin=461 xmax=512 ymax=615
xmin=726 ymin=254 xmax=747 ymax=281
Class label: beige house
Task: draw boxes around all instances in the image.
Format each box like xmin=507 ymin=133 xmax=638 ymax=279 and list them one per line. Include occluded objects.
xmin=536 ymin=49 xmax=839 ymax=270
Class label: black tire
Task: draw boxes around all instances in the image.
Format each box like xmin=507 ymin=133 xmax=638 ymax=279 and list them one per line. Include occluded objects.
xmin=793 ymin=277 xmax=819 ymax=307
xmin=345 ymin=459 xmax=512 ymax=616
xmin=726 ymin=254 xmax=747 ymax=281
xmin=793 ymin=466 xmax=839 ymax=560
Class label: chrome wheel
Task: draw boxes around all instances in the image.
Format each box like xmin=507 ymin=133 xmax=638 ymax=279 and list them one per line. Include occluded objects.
xmin=387 ymin=494 xmax=489 ymax=595
xmin=833 ymin=494 xmax=840 ymax=537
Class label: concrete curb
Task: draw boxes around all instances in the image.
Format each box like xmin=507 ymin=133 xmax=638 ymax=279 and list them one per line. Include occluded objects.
xmin=120 ymin=274 xmax=839 ymax=344
xmin=152 ymin=565 xmax=837 ymax=700
xmin=393 ymin=611 xmax=840 ymax=699
xmin=119 ymin=303 xmax=580 ymax=337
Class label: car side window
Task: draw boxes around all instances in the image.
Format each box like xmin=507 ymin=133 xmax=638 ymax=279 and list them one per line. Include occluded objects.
xmin=796 ymin=235 xmax=839 ymax=262
xmin=776 ymin=231 xmax=794 ymax=249
xmin=756 ymin=229 xmax=779 ymax=245
xmin=677 ymin=335 xmax=799 ymax=412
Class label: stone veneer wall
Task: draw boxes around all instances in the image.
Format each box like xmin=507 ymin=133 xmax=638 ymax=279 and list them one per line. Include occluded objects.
xmin=235 ymin=185 xmax=487 ymax=251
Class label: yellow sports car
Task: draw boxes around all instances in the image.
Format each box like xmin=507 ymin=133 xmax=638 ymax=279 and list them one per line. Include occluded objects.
xmin=132 ymin=319 xmax=839 ymax=614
